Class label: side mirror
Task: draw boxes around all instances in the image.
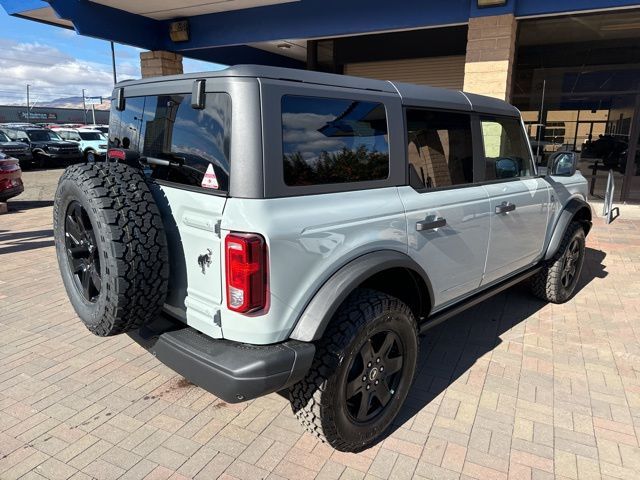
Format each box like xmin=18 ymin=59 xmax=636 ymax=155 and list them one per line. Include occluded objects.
xmin=548 ymin=151 xmax=578 ymax=176
xmin=495 ymin=157 xmax=519 ymax=179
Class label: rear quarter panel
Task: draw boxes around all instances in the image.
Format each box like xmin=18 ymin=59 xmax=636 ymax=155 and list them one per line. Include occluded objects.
xmin=221 ymin=187 xmax=407 ymax=344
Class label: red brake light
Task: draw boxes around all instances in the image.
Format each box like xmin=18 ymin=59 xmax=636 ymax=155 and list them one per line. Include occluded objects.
xmin=107 ymin=148 xmax=126 ymax=161
xmin=225 ymin=233 xmax=267 ymax=313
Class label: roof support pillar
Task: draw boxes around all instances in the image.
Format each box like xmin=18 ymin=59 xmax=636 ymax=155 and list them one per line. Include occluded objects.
xmin=140 ymin=51 xmax=184 ymax=78
xmin=463 ymin=14 xmax=517 ymax=101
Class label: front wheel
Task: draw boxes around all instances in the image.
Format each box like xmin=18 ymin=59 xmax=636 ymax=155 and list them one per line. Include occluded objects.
xmin=531 ymin=221 xmax=586 ymax=303
xmin=289 ymin=289 xmax=418 ymax=452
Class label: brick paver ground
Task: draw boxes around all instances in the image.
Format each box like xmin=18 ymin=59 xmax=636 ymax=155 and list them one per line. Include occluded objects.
xmin=1 ymin=170 xmax=640 ymax=480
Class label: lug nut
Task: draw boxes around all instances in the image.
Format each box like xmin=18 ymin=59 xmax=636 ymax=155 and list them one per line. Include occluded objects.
xmin=376 ymin=358 xmax=380 ymax=363
xmin=374 ymin=380 xmax=379 ymax=385
xmin=380 ymin=366 xmax=384 ymax=372
xmin=366 ymin=384 xmax=370 ymax=390
xmin=362 ymin=376 xmax=366 ymax=382
xmin=367 ymin=362 xmax=372 ymax=368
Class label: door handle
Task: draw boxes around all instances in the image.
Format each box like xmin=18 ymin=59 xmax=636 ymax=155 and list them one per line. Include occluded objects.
xmin=495 ymin=202 xmax=516 ymax=214
xmin=416 ymin=216 xmax=446 ymax=232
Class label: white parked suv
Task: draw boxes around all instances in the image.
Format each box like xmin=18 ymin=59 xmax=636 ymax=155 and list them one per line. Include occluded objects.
xmin=53 ymin=127 xmax=108 ymax=162
xmin=53 ymin=65 xmax=592 ymax=452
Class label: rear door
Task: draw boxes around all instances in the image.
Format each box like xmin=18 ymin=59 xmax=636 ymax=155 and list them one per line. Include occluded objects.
xmin=108 ymin=89 xmax=232 ymax=338
xmin=398 ymin=108 xmax=491 ymax=310
xmin=479 ymin=116 xmax=551 ymax=285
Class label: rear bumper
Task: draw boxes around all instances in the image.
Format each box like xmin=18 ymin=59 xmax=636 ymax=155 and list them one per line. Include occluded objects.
xmin=128 ymin=314 xmax=315 ymax=403
xmin=0 ymin=181 xmax=24 ymax=201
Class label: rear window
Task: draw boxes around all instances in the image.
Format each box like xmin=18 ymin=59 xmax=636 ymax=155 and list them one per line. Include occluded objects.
xmin=282 ymin=95 xmax=389 ymax=186
xmin=79 ymin=132 xmax=102 ymax=141
xmin=109 ymin=93 xmax=231 ymax=192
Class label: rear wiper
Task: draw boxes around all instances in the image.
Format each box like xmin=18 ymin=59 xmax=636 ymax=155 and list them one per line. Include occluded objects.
xmin=142 ymin=154 xmax=185 ymax=168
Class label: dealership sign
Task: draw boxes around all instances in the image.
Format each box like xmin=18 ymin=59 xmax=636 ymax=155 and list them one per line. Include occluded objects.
xmin=19 ymin=111 xmax=57 ymax=120
xmin=85 ymin=97 xmax=103 ymax=106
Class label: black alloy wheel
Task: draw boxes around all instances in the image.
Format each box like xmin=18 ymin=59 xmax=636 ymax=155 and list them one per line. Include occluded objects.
xmin=560 ymin=238 xmax=580 ymax=289
xmin=345 ymin=330 xmax=404 ymax=423
xmin=290 ymin=289 xmax=418 ymax=452
xmin=64 ymin=200 xmax=101 ymax=302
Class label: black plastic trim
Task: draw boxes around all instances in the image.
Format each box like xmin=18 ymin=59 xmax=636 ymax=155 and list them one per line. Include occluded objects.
xmin=289 ymin=250 xmax=434 ymax=342
xmin=128 ymin=315 xmax=315 ymax=403
xmin=544 ymin=197 xmax=592 ymax=260
xmin=419 ymin=265 xmax=542 ymax=334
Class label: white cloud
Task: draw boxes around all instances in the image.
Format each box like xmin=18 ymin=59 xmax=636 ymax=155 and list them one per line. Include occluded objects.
xmin=0 ymin=39 xmax=139 ymax=106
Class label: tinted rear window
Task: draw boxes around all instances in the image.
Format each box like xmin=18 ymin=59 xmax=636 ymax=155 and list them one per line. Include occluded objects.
xmin=79 ymin=132 xmax=102 ymax=141
xmin=109 ymin=93 xmax=231 ymax=192
xmin=282 ymin=95 xmax=389 ymax=186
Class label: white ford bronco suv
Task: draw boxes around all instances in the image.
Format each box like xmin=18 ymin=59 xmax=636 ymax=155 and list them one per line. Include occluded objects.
xmin=53 ymin=65 xmax=592 ymax=452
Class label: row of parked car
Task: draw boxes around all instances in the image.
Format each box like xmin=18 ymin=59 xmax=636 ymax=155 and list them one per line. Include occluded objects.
xmin=0 ymin=122 xmax=109 ymax=202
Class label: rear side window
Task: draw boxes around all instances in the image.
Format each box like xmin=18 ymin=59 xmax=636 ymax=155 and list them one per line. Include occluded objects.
xmin=282 ymin=95 xmax=389 ymax=186
xmin=480 ymin=117 xmax=533 ymax=180
xmin=406 ymin=109 xmax=474 ymax=189
xmin=109 ymin=93 xmax=231 ymax=192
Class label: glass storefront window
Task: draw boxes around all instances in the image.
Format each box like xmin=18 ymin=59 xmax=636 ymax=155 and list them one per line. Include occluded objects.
xmin=513 ymin=11 xmax=640 ymax=201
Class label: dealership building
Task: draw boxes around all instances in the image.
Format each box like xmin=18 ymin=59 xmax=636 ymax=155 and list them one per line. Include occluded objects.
xmin=0 ymin=105 xmax=109 ymax=125
xmin=3 ymin=0 xmax=639 ymax=201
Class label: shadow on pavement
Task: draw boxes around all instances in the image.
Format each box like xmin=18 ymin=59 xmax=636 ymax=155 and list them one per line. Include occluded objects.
xmin=6 ymin=200 xmax=54 ymax=212
xmin=387 ymin=247 xmax=608 ymax=439
xmin=0 ymin=228 xmax=55 ymax=255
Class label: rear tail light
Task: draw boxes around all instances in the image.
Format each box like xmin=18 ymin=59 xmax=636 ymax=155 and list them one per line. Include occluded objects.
xmin=225 ymin=233 xmax=267 ymax=313
xmin=107 ymin=148 xmax=126 ymax=161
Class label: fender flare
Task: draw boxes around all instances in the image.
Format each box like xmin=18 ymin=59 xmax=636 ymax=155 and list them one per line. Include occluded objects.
xmin=289 ymin=250 xmax=433 ymax=342
xmin=544 ymin=197 xmax=592 ymax=260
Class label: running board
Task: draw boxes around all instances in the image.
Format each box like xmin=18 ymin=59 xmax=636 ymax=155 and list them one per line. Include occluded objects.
xmin=418 ymin=266 xmax=542 ymax=335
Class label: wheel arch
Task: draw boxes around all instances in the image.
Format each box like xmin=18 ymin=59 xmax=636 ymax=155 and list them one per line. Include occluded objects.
xmin=289 ymin=250 xmax=433 ymax=342
xmin=544 ymin=197 xmax=592 ymax=261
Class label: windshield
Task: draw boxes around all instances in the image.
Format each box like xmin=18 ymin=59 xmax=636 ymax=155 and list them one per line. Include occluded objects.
xmin=0 ymin=131 xmax=9 ymax=142
xmin=27 ymin=130 xmax=62 ymax=142
xmin=79 ymin=131 xmax=102 ymax=141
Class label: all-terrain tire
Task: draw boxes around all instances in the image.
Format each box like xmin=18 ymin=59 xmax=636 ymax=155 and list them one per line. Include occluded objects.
xmin=531 ymin=220 xmax=586 ymax=303
xmin=289 ymin=288 xmax=418 ymax=452
xmin=53 ymin=163 xmax=169 ymax=336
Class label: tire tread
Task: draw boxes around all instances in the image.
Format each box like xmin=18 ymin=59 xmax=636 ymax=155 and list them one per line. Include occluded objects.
xmin=54 ymin=163 xmax=169 ymax=336
xmin=289 ymin=288 xmax=417 ymax=451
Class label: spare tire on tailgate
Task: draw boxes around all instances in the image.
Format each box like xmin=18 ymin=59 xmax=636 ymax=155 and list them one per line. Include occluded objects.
xmin=53 ymin=163 xmax=169 ymax=336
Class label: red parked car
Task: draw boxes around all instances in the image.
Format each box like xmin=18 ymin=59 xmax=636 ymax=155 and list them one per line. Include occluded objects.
xmin=0 ymin=152 xmax=24 ymax=202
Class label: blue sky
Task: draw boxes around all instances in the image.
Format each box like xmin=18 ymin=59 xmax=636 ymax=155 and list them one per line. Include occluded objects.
xmin=0 ymin=11 xmax=222 ymax=105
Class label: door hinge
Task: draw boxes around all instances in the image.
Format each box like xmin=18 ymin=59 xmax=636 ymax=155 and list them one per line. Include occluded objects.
xmin=214 ymin=220 xmax=221 ymax=238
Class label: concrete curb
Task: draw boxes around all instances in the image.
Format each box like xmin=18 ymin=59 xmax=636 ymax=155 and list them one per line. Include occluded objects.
xmin=0 ymin=202 xmax=7 ymax=214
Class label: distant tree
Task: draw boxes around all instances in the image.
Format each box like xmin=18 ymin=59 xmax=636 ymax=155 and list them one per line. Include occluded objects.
xmin=284 ymin=145 xmax=389 ymax=185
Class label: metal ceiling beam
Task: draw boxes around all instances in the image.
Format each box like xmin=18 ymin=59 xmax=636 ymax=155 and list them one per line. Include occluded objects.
xmin=47 ymin=0 xmax=163 ymax=50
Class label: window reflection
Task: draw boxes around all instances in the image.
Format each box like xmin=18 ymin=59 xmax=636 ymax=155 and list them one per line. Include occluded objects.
xmin=282 ymin=96 xmax=389 ymax=186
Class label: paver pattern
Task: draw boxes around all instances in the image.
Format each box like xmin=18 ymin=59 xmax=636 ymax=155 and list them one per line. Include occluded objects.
xmin=1 ymin=169 xmax=640 ymax=480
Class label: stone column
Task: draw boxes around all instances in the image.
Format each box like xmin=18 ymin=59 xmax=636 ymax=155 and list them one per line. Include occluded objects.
xmin=140 ymin=51 xmax=183 ymax=78
xmin=463 ymin=14 xmax=517 ymax=101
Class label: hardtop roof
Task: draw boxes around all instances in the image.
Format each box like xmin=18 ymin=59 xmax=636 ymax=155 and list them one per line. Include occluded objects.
xmin=117 ymin=64 xmax=520 ymax=117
